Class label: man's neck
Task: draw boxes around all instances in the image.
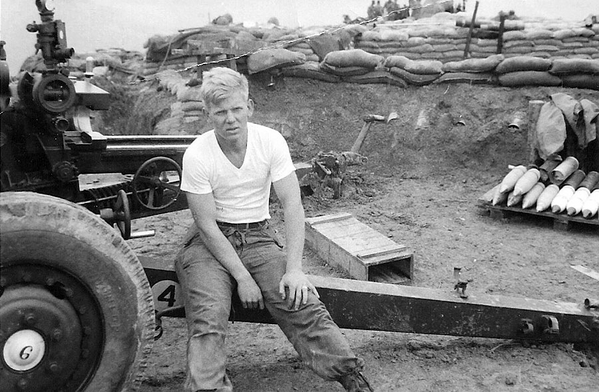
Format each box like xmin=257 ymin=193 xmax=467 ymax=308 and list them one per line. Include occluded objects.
xmin=216 ymin=133 xmax=248 ymax=169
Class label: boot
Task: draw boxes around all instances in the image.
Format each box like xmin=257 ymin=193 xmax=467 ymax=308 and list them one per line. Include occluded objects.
xmin=338 ymin=369 xmax=374 ymax=392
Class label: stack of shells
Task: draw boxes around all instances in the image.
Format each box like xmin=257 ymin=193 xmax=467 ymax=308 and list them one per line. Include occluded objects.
xmin=488 ymin=156 xmax=599 ymax=219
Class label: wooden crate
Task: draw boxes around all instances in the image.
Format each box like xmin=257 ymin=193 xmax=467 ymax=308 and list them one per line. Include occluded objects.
xmin=305 ymin=213 xmax=413 ymax=284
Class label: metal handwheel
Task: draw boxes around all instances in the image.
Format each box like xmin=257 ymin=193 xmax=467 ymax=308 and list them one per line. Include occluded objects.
xmin=132 ymin=157 xmax=182 ymax=210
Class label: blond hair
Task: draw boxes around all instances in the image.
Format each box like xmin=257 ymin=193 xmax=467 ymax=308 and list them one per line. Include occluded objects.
xmin=199 ymin=67 xmax=249 ymax=108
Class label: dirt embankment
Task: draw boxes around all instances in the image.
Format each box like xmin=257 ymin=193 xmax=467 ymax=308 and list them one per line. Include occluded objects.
xmin=115 ymin=77 xmax=599 ymax=392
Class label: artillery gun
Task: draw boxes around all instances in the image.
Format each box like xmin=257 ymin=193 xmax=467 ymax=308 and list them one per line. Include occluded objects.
xmin=1 ymin=2 xmax=597 ymax=392
xmin=1 ymin=1 xmax=195 ymax=391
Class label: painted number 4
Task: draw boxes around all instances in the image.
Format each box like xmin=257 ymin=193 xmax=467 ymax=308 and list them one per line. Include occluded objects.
xmin=157 ymin=284 xmax=177 ymax=307
xmin=151 ymin=280 xmax=182 ymax=311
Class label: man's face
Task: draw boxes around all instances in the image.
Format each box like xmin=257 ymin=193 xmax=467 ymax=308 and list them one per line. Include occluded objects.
xmin=206 ymin=90 xmax=254 ymax=145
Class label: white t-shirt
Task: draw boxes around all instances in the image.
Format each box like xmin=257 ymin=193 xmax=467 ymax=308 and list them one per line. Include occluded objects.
xmin=181 ymin=123 xmax=295 ymax=223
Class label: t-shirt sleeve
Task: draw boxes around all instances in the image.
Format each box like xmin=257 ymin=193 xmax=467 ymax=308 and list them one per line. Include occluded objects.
xmin=181 ymin=145 xmax=213 ymax=194
xmin=270 ymin=130 xmax=296 ymax=182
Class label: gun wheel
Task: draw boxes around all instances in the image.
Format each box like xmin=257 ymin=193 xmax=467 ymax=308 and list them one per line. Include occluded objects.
xmin=132 ymin=157 xmax=182 ymax=211
xmin=0 ymin=192 xmax=154 ymax=392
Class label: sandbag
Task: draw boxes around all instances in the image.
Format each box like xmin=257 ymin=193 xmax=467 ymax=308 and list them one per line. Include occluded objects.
xmin=580 ymin=99 xmax=599 ymax=144
xmin=379 ymin=30 xmax=409 ymax=41
xmin=535 ymin=101 xmax=567 ymax=159
xmin=497 ymin=71 xmax=562 ymax=87
xmin=181 ymin=101 xmax=204 ymax=112
xmin=383 ymin=55 xmax=411 ymax=69
xmin=442 ymin=54 xmax=505 ymax=73
xmin=495 ymin=56 xmax=552 ymax=74
xmin=281 ymin=63 xmax=340 ymax=83
xmin=307 ymin=33 xmax=342 ymax=61
xmin=549 ymin=59 xmax=599 ymax=75
xmin=405 ymin=37 xmax=427 ymax=47
xmin=323 ymin=49 xmax=384 ymax=69
xmin=502 ymin=31 xmax=527 ymax=41
xmin=178 ymin=87 xmax=203 ymax=102
xmin=384 ymin=56 xmax=443 ymax=75
xmin=319 ymin=62 xmax=371 ymax=76
xmin=388 ymin=67 xmax=440 ymax=85
xmin=553 ymin=29 xmax=577 ymax=40
xmin=361 ymin=31 xmax=382 ymax=41
xmin=560 ymin=74 xmax=599 ymax=90
xmin=525 ymin=29 xmax=554 ymax=40
xmin=247 ymin=49 xmax=305 ymax=74
xmin=433 ymin=72 xmax=497 ymax=84
xmin=342 ymin=70 xmax=408 ymax=88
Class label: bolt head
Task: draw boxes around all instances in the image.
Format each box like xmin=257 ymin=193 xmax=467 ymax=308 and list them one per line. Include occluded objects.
xmin=17 ymin=378 xmax=28 ymax=390
xmin=52 ymin=329 xmax=63 ymax=341
xmin=24 ymin=313 xmax=36 ymax=326
xmin=49 ymin=362 xmax=60 ymax=373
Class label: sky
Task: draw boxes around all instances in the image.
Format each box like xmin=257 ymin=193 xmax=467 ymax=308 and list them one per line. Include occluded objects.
xmin=1 ymin=0 xmax=597 ymax=73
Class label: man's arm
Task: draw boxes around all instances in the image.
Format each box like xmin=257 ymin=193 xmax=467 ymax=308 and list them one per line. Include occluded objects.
xmin=186 ymin=192 xmax=264 ymax=309
xmin=272 ymin=172 xmax=320 ymax=310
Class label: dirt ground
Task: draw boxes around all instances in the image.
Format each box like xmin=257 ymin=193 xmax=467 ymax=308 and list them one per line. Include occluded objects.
xmin=121 ymin=77 xmax=599 ymax=391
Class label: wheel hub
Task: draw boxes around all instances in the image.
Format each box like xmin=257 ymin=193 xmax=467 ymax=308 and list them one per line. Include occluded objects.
xmin=0 ymin=264 xmax=104 ymax=392
xmin=3 ymin=329 xmax=45 ymax=372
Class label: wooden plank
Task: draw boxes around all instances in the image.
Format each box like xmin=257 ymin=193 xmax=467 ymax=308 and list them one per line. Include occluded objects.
xmin=360 ymin=250 xmax=414 ymax=268
xmin=571 ymin=265 xmax=599 ymax=282
xmin=306 ymin=212 xmax=353 ymax=225
xmin=477 ymin=200 xmax=599 ymax=228
xmin=358 ymin=245 xmax=408 ymax=259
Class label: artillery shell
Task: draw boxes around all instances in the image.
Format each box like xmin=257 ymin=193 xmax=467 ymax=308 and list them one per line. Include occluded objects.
xmin=550 ymin=156 xmax=579 ymax=185
xmin=562 ymin=169 xmax=586 ymax=189
xmin=481 ymin=184 xmax=500 ymax=203
xmin=536 ymin=184 xmax=560 ymax=212
xmin=551 ymin=185 xmax=575 ymax=214
xmin=581 ymin=189 xmax=599 ymax=219
xmin=492 ymin=185 xmax=508 ymax=206
xmin=522 ymin=182 xmax=545 ymax=209
xmin=539 ymin=155 xmax=562 ymax=182
xmin=578 ymin=171 xmax=599 ymax=190
xmin=566 ymin=187 xmax=590 ymax=216
xmin=513 ymin=168 xmax=540 ymax=196
xmin=507 ymin=190 xmax=523 ymax=207
xmin=499 ymin=165 xmax=527 ymax=194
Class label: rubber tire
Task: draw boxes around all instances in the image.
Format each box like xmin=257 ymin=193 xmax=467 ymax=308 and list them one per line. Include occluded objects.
xmin=0 ymin=192 xmax=154 ymax=392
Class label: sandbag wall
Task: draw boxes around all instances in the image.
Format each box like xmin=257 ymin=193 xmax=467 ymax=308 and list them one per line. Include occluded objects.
xmin=354 ymin=22 xmax=599 ymax=61
xmin=139 ymin=14 xmax=599 ymax=90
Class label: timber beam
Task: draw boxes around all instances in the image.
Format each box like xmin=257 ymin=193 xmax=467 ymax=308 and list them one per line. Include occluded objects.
xmin=142 ymin=260 xmax=599 ymax=344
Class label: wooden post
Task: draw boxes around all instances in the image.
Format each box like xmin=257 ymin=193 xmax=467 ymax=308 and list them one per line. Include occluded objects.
xmin=350 ymin=122 xmax=374 ymax=153
xmin=497 ymin=13 xmax=506 ymax=54
xmin=463 ymin=0 xmax=479 ymax=59
xmin=527 ymin=100 xmax=545 ymax=164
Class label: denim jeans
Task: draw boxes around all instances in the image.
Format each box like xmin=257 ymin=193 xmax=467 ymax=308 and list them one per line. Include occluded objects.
xmin=174 ymin=222 xmax=364 ymax=392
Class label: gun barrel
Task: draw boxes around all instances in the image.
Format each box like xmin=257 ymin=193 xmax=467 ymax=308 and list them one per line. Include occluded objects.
xmin=76 ymin=135 xmax=197 ymax=175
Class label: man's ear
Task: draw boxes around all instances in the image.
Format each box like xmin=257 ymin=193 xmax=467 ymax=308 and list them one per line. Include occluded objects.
xmin=247 ymin=99 xmax=255 ymax=117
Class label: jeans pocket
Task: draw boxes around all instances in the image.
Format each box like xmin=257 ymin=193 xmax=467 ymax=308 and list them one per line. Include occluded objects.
xmin=263 ymin=225 xmax=283 ymax=248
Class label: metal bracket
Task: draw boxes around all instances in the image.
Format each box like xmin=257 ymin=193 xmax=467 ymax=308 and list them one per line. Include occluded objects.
xmin=541 ymin=315 xmax=560 ymax=335
xmin=453 ymin=267 xmax=473 ymax=299
xmin=519 ymin=318 xmax=535 ymax=335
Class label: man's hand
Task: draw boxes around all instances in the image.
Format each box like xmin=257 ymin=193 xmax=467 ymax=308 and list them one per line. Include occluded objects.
xmin=236 ymin=275 xmax=264 ymax=310
xmin=279 ymin=270 xmax=320 ymax=310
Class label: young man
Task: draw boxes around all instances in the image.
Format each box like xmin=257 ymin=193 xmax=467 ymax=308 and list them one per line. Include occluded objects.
xmin=175 ymin=67 xmax=374 ymax=392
